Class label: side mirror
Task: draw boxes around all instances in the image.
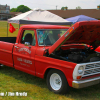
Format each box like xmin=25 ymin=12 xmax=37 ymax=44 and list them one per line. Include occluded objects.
xmin=24 ymin=42 xmax=30 ymax=46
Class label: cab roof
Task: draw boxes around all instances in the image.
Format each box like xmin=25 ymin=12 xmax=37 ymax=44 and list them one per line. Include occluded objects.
xmin=20 ymin=24 xmax=70 ymax=29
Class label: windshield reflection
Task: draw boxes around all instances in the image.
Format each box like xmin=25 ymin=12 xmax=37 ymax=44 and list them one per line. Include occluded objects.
xmin=37 ymin=29 xmax=68 ymax=46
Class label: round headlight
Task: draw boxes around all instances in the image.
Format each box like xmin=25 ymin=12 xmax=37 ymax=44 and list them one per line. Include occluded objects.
xmin=78 ymin=66 xmax=84 ymax=74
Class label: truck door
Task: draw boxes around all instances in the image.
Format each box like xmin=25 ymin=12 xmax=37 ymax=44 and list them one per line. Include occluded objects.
xmin=13 ymin=29 xmax=36 ymax=75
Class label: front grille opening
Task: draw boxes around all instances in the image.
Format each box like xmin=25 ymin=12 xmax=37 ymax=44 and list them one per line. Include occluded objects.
xmin=85 ymin=64 xmax=94 ymax=69
xmin=83 ymin=62 xmax=100 ymax=77
xmin=84 ymin=70 xmax=93 ymax=75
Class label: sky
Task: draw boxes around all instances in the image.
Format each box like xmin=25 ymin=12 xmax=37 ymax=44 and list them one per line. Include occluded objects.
xmin=1 ymin=0 xmax=100 ymax=10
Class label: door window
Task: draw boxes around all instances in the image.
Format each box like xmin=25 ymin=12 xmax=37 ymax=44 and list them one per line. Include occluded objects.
xmin=21 ymin=30 xmax=36 ymax=46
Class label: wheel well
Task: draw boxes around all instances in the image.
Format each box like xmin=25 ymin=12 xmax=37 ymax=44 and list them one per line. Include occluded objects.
xmin=44 ymin=68 xmax=52 ymax=79
xmin=44 ymin=68 xmax=65 ymax=79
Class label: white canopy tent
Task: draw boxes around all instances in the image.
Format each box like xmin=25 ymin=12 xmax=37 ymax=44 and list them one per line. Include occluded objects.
xmin=7 ymin=9 xmax=71 ymax=36
xmin=8 ymin=9 xmax=71 ymax=25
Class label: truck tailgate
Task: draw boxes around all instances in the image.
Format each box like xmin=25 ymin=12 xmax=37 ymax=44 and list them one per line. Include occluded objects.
xmin=0 ymin=41 xmax=14 ymax=67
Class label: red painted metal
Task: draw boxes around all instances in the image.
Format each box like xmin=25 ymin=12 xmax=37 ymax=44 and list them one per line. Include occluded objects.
xmin=49 ymin=20 xmax=100 ymax=54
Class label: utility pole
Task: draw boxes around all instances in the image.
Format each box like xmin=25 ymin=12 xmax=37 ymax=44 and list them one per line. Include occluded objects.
xmin=56 ymin=5 xmax=57 ymax=10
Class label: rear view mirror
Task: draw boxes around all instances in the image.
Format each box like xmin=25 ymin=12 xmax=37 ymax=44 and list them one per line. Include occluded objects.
xmin=24 ymin=42 xmax=30 ymax=46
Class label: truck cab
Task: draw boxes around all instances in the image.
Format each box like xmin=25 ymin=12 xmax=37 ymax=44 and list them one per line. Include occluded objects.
xmin=12 ymin=25 xmax=69 ymax=77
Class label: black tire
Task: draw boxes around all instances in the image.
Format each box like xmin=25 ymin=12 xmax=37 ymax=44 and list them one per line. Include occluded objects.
xmin=46 ymin=69 xmax=69 ymax=94
xmin=0 ymin=64 xmax=2 ymax=68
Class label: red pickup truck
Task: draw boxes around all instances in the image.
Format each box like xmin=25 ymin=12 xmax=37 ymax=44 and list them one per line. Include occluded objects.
xmin=1 ymin=21 xmax=100 ymax=94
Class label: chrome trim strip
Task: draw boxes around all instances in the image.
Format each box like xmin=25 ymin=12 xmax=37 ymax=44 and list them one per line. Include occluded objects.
xmin=85 ymin=67 xmax=100 ymax=71
xmin=83 ymin=72 xmax=100 ymax=77
xmin=72 ymin=76 xmax=100 ymax=89
xmin=79 ymin=61 xmax=100 ymax=65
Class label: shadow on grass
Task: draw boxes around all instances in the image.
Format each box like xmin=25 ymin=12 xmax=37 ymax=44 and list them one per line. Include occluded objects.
xmin=0 ymin=66 xmax=47 ymax=88
xmin=66 ymin=81 xmax=100 ymax=99
xmin=0 ymin=66 xmax=100 ymax=99
xmin=68 ymin=85 xmax=100 ymax=99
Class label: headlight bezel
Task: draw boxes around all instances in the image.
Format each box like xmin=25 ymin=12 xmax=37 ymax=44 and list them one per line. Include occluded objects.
xmin=78 ymin=66 xmax=84 ymax=74
xmin=73 ymin=64 xmax=85 ymax=80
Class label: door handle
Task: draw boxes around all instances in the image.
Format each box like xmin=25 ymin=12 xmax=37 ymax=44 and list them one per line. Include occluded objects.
xmin=15 ymin=46 xmax=19 ymax=48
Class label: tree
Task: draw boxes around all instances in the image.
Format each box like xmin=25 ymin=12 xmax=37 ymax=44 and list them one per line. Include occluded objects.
xmin=76 ymin=6 xmax=81 ymax=9
xmin=10 ymin=5 xmax=31 ymax=13
xmin=10 ymin=8 xmax=17 ymax=12
xmin=61 ymin=6 xmax=68 ymax=10
xmin=61 ymin=7 xmax=64 ymax=10
xmin=16 ymin=5 xmax=31 ymax=13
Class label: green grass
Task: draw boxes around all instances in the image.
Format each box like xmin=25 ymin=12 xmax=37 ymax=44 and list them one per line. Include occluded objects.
xmin=0 ymin=21 xmax=100 ymax=100
xmin=0 ymin=66 xmax=100 ymax=100
xmin=0 ymin=21 xmax=19 ymax=37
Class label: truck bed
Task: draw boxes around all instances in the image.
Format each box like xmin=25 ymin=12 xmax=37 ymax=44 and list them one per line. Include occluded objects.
xmin=0 ymin=37 xmax=16 ymax=43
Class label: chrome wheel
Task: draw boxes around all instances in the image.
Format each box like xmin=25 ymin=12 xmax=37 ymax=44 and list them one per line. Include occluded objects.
xmin=50 ymin=73 xmax=62 ymax=90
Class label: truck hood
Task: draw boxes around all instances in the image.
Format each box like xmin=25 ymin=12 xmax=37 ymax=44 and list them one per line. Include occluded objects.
xmin=49 ymin=21 xmax=100 ymax=54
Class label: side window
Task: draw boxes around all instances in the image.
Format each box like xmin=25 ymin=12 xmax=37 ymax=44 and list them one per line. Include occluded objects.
xmin=21 ymin=30 xmax=36 ymax=46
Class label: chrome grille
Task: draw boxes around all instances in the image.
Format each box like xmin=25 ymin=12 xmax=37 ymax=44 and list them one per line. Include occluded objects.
xmin=83 ymin=62 xmax=100 ymax=77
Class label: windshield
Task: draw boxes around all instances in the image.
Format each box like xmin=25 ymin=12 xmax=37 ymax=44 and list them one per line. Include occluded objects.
xmin=37 ymin=29 xmax=68 ymax=46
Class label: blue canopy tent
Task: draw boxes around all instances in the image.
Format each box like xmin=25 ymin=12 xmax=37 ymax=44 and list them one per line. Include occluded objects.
xmin=66 ymin=15 xmax=98 ymax=24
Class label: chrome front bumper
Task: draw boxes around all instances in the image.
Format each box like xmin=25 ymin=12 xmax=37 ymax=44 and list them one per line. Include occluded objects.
xmin=72 ymin=76 xmax=100 ymax=89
